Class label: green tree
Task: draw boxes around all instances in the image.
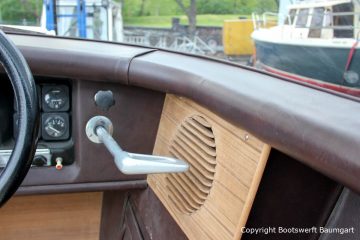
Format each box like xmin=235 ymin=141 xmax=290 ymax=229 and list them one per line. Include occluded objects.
xmin=174 ymin=0 xmax=197 ymax=36
xmin=0 ymin=0 xmax=41 ymax=25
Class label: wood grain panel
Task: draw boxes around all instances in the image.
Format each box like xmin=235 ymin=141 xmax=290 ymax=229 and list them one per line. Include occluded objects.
xmin=148 ymin=95 xmax=271 ymax=240
xmin=0 ymin=192 xmax=103 ymax=240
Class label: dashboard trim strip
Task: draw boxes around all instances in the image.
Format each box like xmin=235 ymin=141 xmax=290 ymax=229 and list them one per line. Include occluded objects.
xmin=15 ymin=180 xmax=147 ymax=196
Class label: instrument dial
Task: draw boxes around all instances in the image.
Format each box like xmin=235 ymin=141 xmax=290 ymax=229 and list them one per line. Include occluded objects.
xmin=42 ymin=113 xmax=69 ymax=140
xmin=42 ymin=85 xmax=69 ymax=112
xmin=44 ymin=116 xmax=66 ymax=138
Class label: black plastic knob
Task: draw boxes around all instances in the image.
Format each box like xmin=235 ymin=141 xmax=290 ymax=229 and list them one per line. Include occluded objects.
xmin=94 ymin=90 xmax=115 ymax=111
xmin=32 ymin=155 xmax=47 ymax=167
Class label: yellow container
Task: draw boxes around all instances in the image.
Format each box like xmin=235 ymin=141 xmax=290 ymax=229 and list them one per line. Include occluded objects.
xmin=223 ymin=19 xmax=277 ymax=56
xmin=223 ymin=19 xmax=255 ymax=56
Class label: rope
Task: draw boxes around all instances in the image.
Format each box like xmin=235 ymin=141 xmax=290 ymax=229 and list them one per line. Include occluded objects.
xmin=342 ymin=38 xmax=359 ymax=85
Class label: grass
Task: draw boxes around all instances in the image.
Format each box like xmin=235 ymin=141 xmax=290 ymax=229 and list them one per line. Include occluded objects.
xmin=124 ymin=14 xmax=252 ymax=28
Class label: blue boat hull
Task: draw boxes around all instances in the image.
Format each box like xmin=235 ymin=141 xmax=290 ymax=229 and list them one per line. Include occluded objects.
xmin=254 ymin=40 xmax=360 ymax=89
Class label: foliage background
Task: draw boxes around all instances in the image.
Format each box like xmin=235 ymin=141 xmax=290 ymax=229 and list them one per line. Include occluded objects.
xmin=0 ymin=0 xmax=277 ymax=26
xmin=0 ymin=0 xmax=42 ymax=25
xmin=122 ymin=0 xmax=277 ymax=17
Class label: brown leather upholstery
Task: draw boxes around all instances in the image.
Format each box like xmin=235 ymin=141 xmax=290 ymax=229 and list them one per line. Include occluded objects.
xmin=129 ymin=51 xmax=360 ymax=194
xmin=9 ymin=34 xmax=154 ymax=83
xmin=4 ymin=33 xmax=360 ymax=194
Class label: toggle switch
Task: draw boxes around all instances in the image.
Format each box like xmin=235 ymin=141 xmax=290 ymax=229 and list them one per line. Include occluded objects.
xmin=55 ymin=157 xmax=63 ymax=170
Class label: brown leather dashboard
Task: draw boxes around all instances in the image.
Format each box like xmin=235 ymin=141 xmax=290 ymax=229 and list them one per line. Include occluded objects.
xmin=5 ymin=33 xmax=360 ymax=194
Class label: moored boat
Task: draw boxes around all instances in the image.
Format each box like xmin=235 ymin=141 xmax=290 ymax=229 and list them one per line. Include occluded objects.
xmin=252 ymin=0 xmax=360 ymax=96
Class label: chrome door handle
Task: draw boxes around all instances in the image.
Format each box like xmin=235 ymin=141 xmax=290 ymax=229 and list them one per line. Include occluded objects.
xmin=86 ymin=116 xmax=189 ymax=175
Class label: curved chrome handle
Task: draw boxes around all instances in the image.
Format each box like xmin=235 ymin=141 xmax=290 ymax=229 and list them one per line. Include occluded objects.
xmin=86 ymin=116 xmax=189 ymax=175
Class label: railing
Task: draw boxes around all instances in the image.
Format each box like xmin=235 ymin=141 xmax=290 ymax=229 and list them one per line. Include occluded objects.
xmin=252 ymin=12 xmax=283 ymax=30
xmin=262 ymin=12 xmax=279 ymax=26
xmin=123 ymin=33 xmax=217 ymax=55
xmin=169 ymin=36 xmax=216 ymax=55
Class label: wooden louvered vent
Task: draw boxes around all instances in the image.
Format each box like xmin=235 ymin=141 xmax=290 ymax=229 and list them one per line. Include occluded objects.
xmin=167 ymin=115 xmax=217 ymax=214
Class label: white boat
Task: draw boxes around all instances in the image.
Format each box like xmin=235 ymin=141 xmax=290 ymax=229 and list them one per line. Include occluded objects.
xmin=252 ymin=0 xmax=360 ymax=96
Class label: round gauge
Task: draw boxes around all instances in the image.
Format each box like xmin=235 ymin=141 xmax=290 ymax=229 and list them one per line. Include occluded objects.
xmin=44 ymin=115 xmax=67 ymax=138
xmin=44 ymin=87 xmax=68 ymax=110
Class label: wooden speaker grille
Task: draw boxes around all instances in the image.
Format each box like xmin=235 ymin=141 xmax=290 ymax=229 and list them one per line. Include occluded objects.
xmin=167 ymin=115 xmax=217 ymax=214
xmin=149 ymin=95 xmax=271 ymax=239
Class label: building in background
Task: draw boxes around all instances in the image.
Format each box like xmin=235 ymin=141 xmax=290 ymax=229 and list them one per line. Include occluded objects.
xmin=43 ymin=0 xmax=123 ymax=41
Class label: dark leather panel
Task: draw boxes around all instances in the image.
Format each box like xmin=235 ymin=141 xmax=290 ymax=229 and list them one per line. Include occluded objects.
xmin=21 ymin=81 xmax=165 ymax=186
xmin=8 ymin=34 xmax=154 ymax=84
xmin=243 ymin=149 xmax=343 ymax=240
xmin=129 ymin=51 xmax=360 ymax=193
xmin=99 ymin=188 xmax=186 ymax=240
xmin=122 ymin=200 xmax=144 ymax=240
xmin=319 ymin=189 xmax=360 ymax=240
xmin=130 ymin=188 xmax=187 ymax=240
xmin=16 ymin=181 xmax=147 ymax=196
xmin=100 ymin=191 xmax=129 ymax=240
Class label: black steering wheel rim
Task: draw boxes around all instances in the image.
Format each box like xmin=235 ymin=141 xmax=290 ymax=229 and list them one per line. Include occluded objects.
xmin=0 ymin=30 xmax=39 ymax=206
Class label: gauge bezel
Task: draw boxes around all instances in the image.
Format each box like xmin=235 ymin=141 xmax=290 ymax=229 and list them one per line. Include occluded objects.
xmin=41 ymin=113 xmax=70 ymax=141
xmin=42 ymin=85 xmax=70 ymax=112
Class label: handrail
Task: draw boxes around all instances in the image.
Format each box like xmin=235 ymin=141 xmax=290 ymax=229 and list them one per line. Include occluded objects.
xmin=252 ymin=12 xmax=286 ymax=29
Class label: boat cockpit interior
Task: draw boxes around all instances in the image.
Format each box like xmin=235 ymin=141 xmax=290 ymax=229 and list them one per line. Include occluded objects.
xmin=0 ymin=28 xmax=359 ymax=240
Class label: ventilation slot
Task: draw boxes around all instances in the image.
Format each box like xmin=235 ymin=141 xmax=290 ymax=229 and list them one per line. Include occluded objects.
xmin=166 ymin=115 xmax=217 ymax=214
